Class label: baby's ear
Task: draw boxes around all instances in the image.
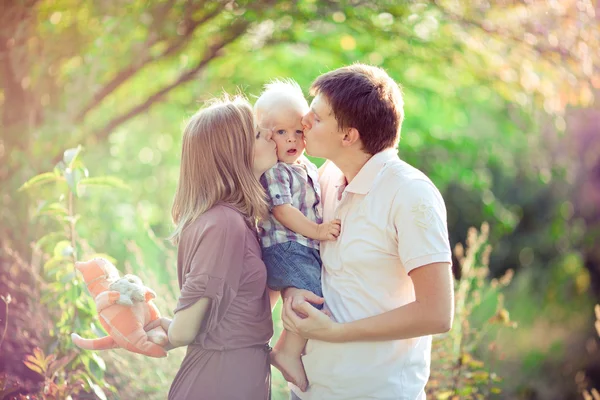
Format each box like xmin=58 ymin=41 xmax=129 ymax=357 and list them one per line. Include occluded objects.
xmin=145 ymin=288 xmax=156 ymax=302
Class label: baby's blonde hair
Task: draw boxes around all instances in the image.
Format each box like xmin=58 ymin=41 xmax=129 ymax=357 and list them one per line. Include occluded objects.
xmin=254 ymin=78 xmax=309 ymax=118
xmin=170 ymin=95 xmax=267 ymax=244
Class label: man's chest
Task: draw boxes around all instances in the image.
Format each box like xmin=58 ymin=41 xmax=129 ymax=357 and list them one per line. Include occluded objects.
xmin=320 ymin=190 xmax=400 ymax=275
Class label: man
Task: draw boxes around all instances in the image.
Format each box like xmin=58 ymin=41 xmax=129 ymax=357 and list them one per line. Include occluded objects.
xmin=282 ymin=64 xmax=454 ymax=400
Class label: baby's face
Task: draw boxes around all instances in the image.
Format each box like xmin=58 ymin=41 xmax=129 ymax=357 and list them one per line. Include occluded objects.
xmin=259 ymin=106 xmax=306 ymax=164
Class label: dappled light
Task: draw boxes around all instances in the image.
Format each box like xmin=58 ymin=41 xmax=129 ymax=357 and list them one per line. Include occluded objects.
xmin=1 ymin=0 xmax=599 ymax=399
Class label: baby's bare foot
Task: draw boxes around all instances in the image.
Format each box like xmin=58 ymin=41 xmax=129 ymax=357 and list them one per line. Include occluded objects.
xmin=270 ymin=349 xmax=308 ymax=392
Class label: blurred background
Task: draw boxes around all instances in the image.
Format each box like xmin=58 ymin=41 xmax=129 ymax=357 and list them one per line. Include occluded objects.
xmin=1 ymin=0 xmax=599 ymax=399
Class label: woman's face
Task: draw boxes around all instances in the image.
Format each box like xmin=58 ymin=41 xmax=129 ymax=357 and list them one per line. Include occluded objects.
xmin=253 ymin=125 xmax=277 ymax=177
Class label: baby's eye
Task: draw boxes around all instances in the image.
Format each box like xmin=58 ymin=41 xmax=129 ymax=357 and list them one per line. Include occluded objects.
xmin=295 ymin=130 xmax=304 ymax=135
xmin=277 ymin=129 xmax=286 ymax=135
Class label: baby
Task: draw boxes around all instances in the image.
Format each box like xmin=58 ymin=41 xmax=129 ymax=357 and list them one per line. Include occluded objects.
xmin=255 ymin=79 xmax=341 ymax=391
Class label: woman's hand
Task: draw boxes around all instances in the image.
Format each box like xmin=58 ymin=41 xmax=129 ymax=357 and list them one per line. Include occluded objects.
xmin=281 ymin=297 xmax=342 ymax=342
xmin=145 ymin=317 xmax=175 ymax=351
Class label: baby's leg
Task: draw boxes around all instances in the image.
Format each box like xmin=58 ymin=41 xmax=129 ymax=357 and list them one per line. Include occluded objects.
xmin=270 ymin=293 xmax=309 ymax=392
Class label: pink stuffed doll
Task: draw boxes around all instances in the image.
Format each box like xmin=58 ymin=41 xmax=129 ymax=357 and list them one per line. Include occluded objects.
xmin=71 ymin=258 xmax=169 ymax=358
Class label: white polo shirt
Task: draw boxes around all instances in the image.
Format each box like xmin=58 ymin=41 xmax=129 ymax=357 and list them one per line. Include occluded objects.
xmin=291 ymin=148 xmax=452 ymax=400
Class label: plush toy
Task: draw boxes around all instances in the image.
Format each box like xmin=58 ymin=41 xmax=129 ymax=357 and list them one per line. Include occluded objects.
xmin=71 ymin=258 xmax=169 ymax=358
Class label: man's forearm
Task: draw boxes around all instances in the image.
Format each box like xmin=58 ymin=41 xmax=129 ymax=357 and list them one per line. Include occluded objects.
xmin=332 ymin=300 xmax=453 ymax=343
xmin=272 ymin=204 xmax=319 ymax=239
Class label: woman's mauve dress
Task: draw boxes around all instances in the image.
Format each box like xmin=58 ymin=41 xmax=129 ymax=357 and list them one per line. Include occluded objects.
xmin=168 ymin=204 xmax=274 ymax=400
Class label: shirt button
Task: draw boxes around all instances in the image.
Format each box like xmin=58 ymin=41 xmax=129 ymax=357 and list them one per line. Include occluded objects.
xmin=275 ymin=194 xmax=281 ymax=199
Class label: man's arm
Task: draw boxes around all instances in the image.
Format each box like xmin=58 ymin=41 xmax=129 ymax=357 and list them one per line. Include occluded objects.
xmin=272 ymin=204 xmax=340 ymax=241
xmin=282 ymin=262 xmax=454 ymax=342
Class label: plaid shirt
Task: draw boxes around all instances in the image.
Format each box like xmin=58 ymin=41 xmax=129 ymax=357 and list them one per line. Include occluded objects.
xmin=258 ymin=155 xmax=322 ymax=250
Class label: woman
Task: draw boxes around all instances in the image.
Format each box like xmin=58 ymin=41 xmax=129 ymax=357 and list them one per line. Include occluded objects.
xmin=148 ymin=95 xmax=278 ymax=399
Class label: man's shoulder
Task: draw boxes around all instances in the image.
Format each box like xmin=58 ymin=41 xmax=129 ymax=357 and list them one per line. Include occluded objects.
xmin=318 ymin=160 xmax=342 ymax=182
xmin=378 ymin=158 xmax=438 ymax=192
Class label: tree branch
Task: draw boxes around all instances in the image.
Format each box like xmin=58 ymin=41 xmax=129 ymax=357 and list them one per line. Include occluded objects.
xmin=74 ymin=1 xmax=226 ymax=123
xmin=90 ymin=19 xmax=250 ymax=145
xmin=432 ymin=0 xmax=583 ymax=68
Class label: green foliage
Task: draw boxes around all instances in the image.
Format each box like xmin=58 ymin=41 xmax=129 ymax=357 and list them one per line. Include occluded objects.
xmin=1 ymin=1 xmax=598 ymax=398
xmin=428 ymin=224 xmax=516 ymax=399
xmin=16 ymin=147 xmax=132 ymax=399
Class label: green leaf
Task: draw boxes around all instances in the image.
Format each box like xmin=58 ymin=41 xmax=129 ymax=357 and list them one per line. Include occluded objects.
xmin=63 ymin=146 xmax=83 ymax=168
xmin=34 ymin=231 xmax=68 ymax=251
xmin=35 ymin=202 xmax=68 ymax=218
xmin=53 ymin=240 xmax=74 ymax=258
xmin=64 ymin=167 xmax=87 ymax=197
xmin=91 ymin=353 xmax=106 ymax=372
xmin=78 ymin=176 xmax=130 ymax=190
xmin=85 ymin=353 xmax=106 ymax=382
xmin=60 ymin=271 xmax=77 ymax=284
xmin=18 ymin=172 xmax=60 ymax=192
xmin=43 ymin=257 xmax=69 ymax=276
xmin=75 ymin=296 xmax=96 ymax=316
xmin=90 ymin=383 xmax=107 ymax=400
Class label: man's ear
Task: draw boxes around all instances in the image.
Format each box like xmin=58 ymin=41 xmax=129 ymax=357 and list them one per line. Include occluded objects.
xmin=341 ymin=127 xmax=361 ymax=148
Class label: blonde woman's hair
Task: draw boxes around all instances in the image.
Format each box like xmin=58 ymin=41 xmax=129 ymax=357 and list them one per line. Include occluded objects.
xmin=170 ymin=95 xmax=267 ymax=244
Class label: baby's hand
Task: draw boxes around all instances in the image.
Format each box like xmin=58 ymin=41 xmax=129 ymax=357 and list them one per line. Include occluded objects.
xmin=317 ymin=219 xmax=341 ymax=241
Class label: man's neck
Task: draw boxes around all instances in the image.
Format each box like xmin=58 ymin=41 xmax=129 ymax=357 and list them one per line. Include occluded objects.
xmin=330 ymin=150 xmax=372 ymax=183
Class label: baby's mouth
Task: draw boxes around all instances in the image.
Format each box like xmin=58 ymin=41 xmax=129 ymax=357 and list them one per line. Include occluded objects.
xmin=287 ymin=149 xmax=297 ymax=155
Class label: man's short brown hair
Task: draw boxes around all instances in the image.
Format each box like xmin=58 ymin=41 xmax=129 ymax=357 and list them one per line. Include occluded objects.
xmin=310 ymin=64 xmax=404 ymax=155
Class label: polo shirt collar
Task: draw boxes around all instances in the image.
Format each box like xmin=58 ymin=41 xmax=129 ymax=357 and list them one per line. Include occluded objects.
xmin=345 ymin=148 xmax=398 ymax=195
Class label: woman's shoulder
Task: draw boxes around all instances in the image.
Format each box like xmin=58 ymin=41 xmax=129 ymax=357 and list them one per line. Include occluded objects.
xmin=186 ymin=203 xmax=248 ymax=232
xmin=193 ymin=203 xmax=247 ymax=229
xmin=179 ymin=204 xmax=255 ymax=253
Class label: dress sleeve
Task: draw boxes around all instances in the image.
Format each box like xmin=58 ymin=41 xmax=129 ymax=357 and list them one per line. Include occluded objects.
xmin=393 ymin=179 xmax=453 ymax=274
xmin=174 ymin=208 xmax=247 ymax=332
xmin=261 ymin=164 xmax=292 ymax=209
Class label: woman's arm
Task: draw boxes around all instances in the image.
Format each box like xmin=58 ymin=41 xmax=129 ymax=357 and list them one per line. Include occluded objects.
xmin=272 ymin=204 xmax=340 ymax=241
xmin=168 ymin=298 xmax=211 ymax=347
xmin=282 ymin=262 xmax=454 ymax=342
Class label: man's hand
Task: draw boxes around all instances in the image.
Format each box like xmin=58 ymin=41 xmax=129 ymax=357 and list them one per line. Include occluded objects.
xmin=281 ymin=297 xmax=341 ymax=342
xmin=281 ymin=287 xmax=325 ymax=307
xmin=316 ymin=219 xmax=341 ymax=241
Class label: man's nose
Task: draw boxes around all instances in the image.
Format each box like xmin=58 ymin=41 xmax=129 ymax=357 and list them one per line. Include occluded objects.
xmin=301 ymin=115 xmax=311 ymax=130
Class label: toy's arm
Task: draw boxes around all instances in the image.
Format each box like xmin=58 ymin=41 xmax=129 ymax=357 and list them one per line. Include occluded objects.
xmin=94 ymin=291 xmax=122 ymax=312
xmin=147 ymin=300 xmax=161 ymax=322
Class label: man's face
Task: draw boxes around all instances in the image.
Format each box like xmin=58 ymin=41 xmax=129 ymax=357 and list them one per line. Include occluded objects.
xmin=301 ymin=93 xmax=343 ymax=159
